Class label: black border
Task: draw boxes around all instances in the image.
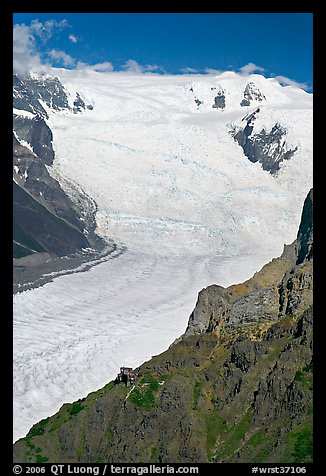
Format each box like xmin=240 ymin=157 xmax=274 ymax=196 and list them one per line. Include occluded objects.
xmin=4 ymin=0 xmax=319 ymax=472
xmin=8 ymin=1 xmax=316 ymax=13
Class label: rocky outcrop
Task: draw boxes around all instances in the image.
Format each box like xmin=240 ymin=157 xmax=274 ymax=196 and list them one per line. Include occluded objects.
xmin=13 ymin=189 xmax=313 ymax=463
xmin=240 ymin=82 xmax=266 ymax=107
xmin=73 ymin=93 xmax=93 ymax=113
xmin=231 ymin=108 xmax=298 ymax=174
xmin=186 ymin=285 xmax=231 ymax=335
xmin=13 ymin=74 xmax=70 ymax=119
xmin=188 ymin=83 xmax=227 ymax=110
xmin=186 ymin=189 xmax=312 ymax=338
xmin=13 ymin=114 xmax=54 ymax=165
xmin=212 ymin=90 xmax=226 ymax=109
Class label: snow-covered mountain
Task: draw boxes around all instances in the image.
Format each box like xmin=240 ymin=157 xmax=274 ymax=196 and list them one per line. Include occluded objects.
xmin=13 ymin=70 xmax=313 ymax=259
xmin=13 ymin=69 xmax=312 ymax=442
xmin=40 ymin=69 xmax=312 ymax=256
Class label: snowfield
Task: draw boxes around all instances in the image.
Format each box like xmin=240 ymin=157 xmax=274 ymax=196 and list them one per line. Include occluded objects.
xmin=13 ymin=70 xmax=312 ymax=442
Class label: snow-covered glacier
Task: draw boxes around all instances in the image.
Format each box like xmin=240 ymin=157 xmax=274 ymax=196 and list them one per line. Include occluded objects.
xmin=13 ymin=70 xmax=313 ymax=442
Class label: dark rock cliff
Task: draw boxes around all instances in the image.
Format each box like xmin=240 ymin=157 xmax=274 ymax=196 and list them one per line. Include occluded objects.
xmin=13 ymin=182 xmax=90 ymax=257
xmin=13 ymin=115 xmax=54 ymax=165
xmin=13 ymin=189 xmax=313 ymax=463
xmin=296 ymin=189 xmax=313 ymax=265
xmin=13 ymin=121 xmax=93 ymax=259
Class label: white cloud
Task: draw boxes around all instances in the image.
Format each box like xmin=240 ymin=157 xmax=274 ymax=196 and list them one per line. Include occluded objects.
xmin=145 ymin=64 xmax=162 ymax=72
xmin=179 ymin=67 xmax=226 ymax=76
xmin=80 ymin=61 xmax=113 ymax=72
xmin=30 ymin=19 xmax=69 ymax=42
xmin=13 ymin=24 xmax=43 ymax=76
xmin=75 ymin=61 xmax=88 ymax=70
xmin=92 ymin=62 xmax=114 ymax=72
xmin=13 ymin=20 xmax=70 ymax=76
xmin=180 ymin=67 xmax=200 ymax=73
xmin=123 ymin=59 xmax=144 ymax=73
xmin=13 ymin=20 xmax=115 ymax=76
xmin=239 ymin=62 xmax=266 ymax=75
xmin=122 ymin=59 xmax=162 ymax=74
xmin=204 ymin=68 xmax=224 ymax=75
xmin=273 ymin=75 xmax=310 ymax=91
xmin=76 ymin=61 xmax=113 ymax=72
xmin=180 ymin=67 xmax=225 ymax=75
xmin=48 ymin=49 xmax=75 ymax=66
xmin=69 ymin=34 xmax=78 ymax=43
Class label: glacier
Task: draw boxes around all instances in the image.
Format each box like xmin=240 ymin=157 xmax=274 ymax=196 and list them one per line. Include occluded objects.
xmin=13 ymin=70 xmax=312 ymax=442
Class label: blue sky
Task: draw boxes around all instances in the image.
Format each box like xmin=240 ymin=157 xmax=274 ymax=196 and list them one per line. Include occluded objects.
xmin=13 ymin=13 xmax=313 ymax=90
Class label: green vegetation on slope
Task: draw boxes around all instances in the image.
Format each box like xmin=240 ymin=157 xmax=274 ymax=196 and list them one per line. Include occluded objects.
xmin=128 ymin=373 xmax=159 ymax=409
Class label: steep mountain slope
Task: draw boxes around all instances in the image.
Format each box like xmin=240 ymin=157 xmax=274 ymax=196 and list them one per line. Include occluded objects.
xmin=13 ymin=181 xmax=90 ymax=257
xmin=13 ymin=74 xmax=101 ymax=262
xmin=13 ymin=189 xmax=313 ymax=464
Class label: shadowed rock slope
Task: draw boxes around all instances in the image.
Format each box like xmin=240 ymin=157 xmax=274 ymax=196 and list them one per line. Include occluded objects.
xmin=13 ymin=74 xmax=102 ymax=261
xmin=13 ymin=189 xmax=313 ymax=464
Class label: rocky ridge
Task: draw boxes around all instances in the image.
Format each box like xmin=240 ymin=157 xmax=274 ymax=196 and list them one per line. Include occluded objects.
xmin=13 ymin=73 xmax=106 ymax=286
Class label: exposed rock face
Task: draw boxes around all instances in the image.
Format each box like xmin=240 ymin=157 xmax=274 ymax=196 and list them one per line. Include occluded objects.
xmin=13 ymin=115 xmax=54 ymax=165
xmin=296 ymin=189 xmax=313 ymax=264
xmin=13 ymin=181 xmax=90 ymax=257
xmin=212 ymin=90 xmax=226 ymax=109
xmin=73 ymin=93 xmax=93 ymax=113
xmin=231 ymin=108 xmax=298 ymax=174
xmin=188 ymin=83 xmax=227 ymax=110
xmin=13 ymin=120 xmax=93 ymax=258
xmin=186 ymin=285 xmax=230 ymax=335
xmin=13 ymin=74 xmax=70 ymax=119
xmin=13 ymin=73 xmax=102 ymax=262
xmin=13 ymin=189 xmax=313 ymax=464
xmin=13 ymin=72 xmax=93 ymax=117
xmin=240 ymin=82 xmax=266 ymax=107
xmin=186 ymin=188 xmax=312 ymax=338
